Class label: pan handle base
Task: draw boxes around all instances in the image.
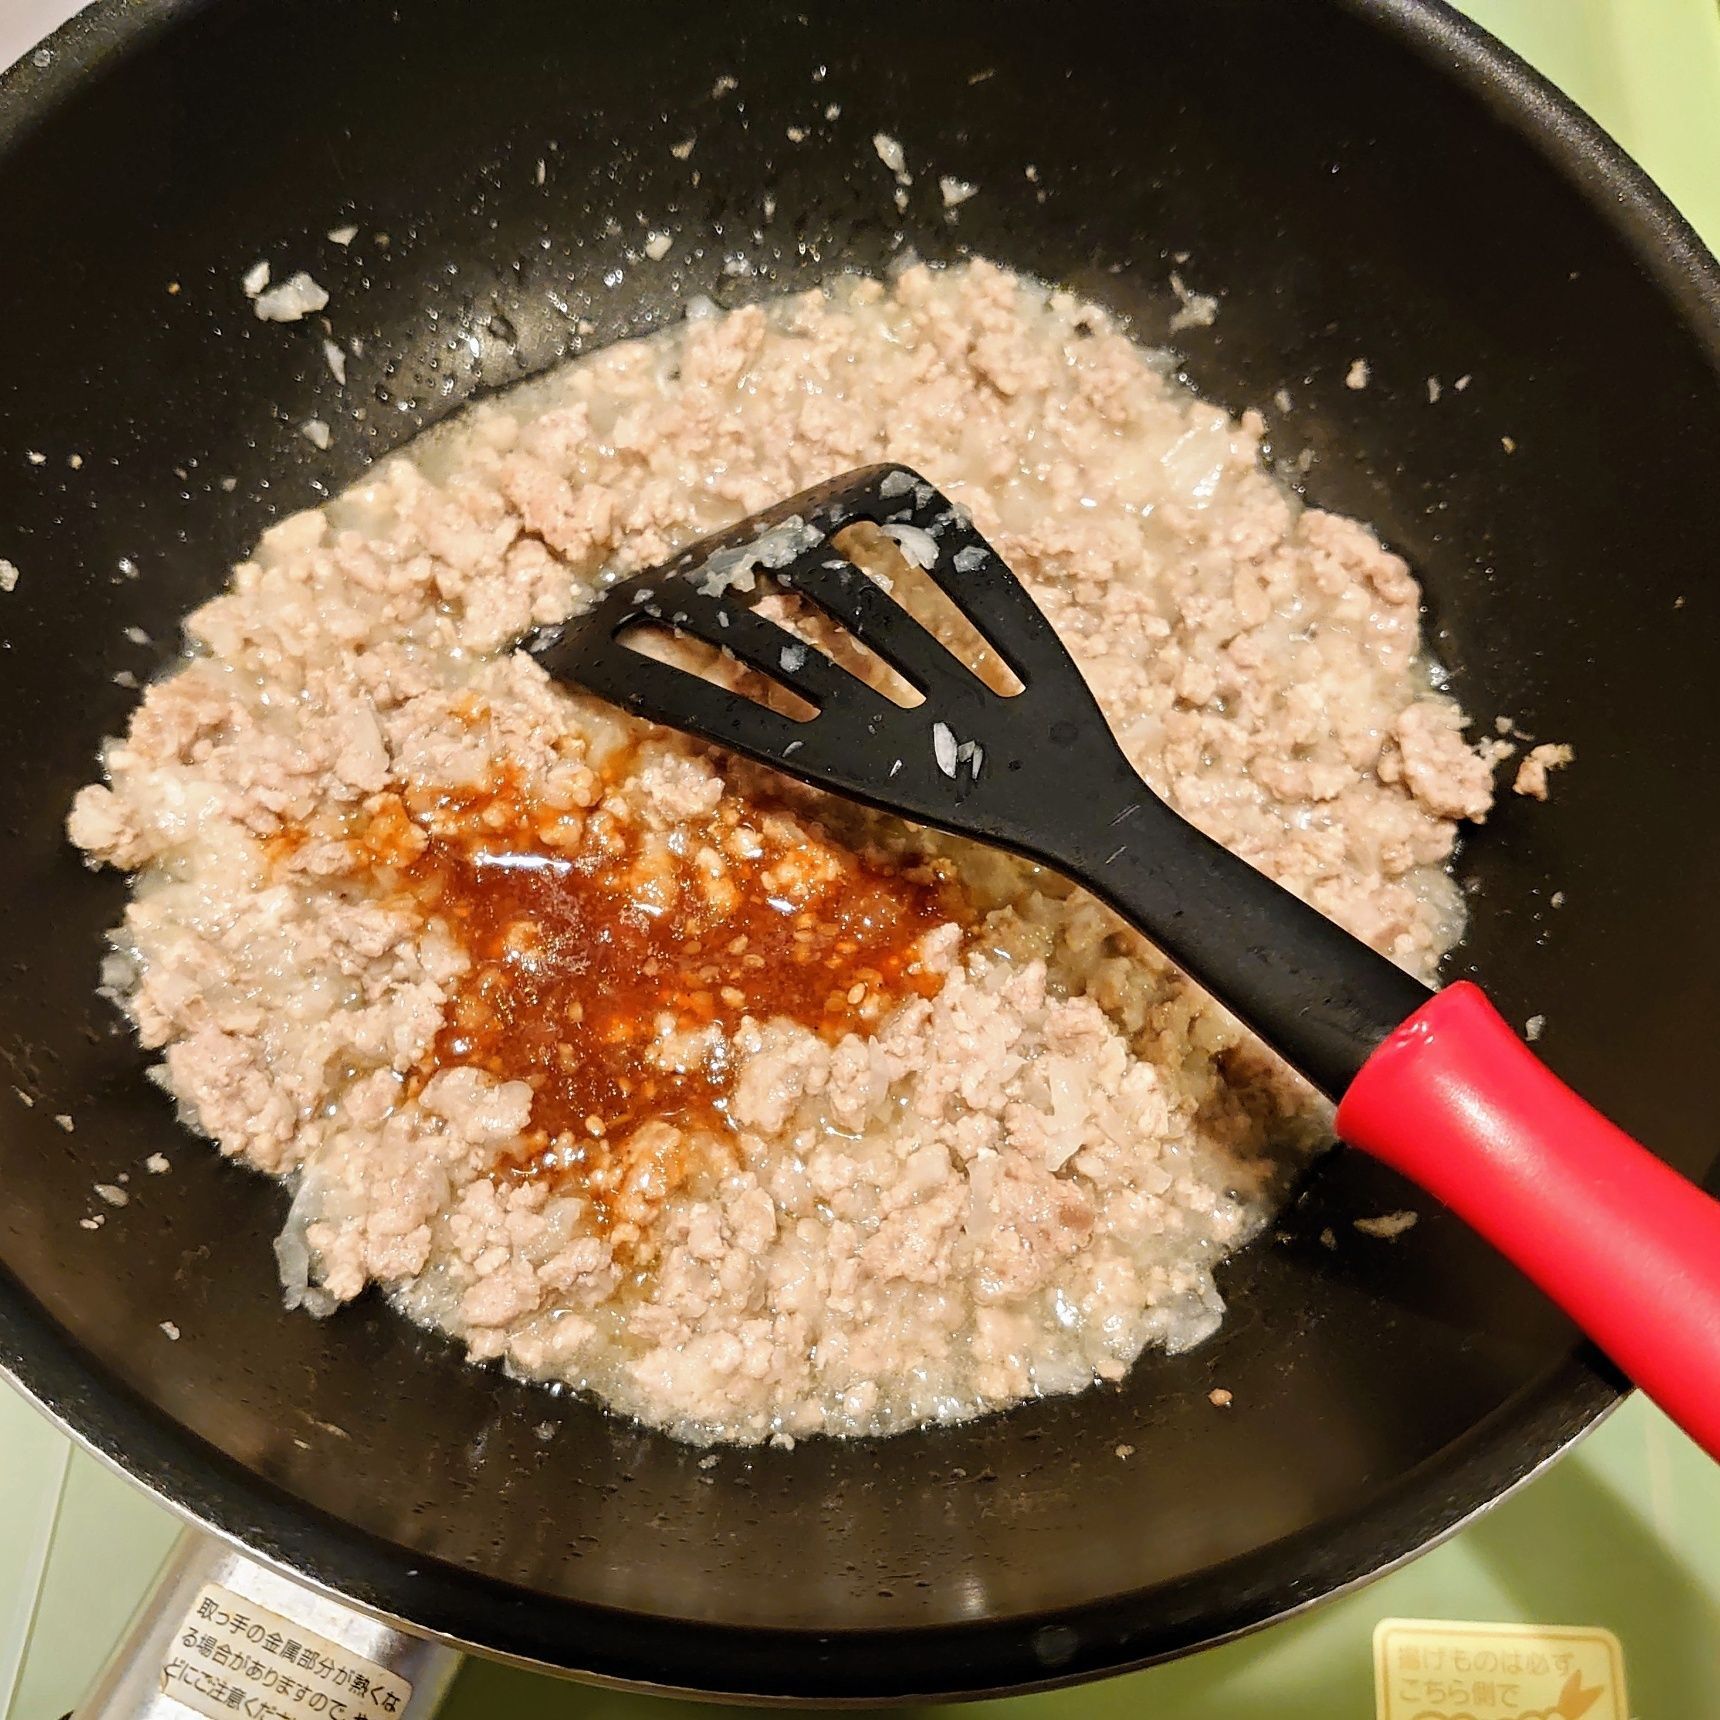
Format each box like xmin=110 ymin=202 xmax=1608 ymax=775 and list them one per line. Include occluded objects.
xmin=74 ymin=1528 xmax=463 ymax=1719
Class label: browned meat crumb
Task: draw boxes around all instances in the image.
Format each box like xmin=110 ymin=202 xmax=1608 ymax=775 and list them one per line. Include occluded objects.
xmin=1381 ymin=701 xmax=1496 ymax=823
xmin=1353 ymin=1210 xmax=1418 ymax=1239
xmin=1513 ymin=742 xmax=1574 ymax=800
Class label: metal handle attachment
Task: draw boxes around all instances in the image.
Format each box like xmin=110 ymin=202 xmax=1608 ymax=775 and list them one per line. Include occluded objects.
xmin=75 ymin=1529 xmax=462 ymax=1720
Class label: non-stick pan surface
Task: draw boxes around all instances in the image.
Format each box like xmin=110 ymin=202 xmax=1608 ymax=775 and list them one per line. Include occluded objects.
xmin=2 ymin=0 xmax=1718 ymax=1701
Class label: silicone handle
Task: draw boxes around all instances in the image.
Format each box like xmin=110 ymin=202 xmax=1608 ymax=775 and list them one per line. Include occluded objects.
xmin=1336 ymin=981 xmax=1720 ymax=1460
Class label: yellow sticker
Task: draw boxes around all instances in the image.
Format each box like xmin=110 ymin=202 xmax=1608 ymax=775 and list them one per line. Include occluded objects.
xmin=1374 ymin=1617 xmax=1628 ymax=1720
xmin=162 ymin=1580 xmax=412 ymax=1720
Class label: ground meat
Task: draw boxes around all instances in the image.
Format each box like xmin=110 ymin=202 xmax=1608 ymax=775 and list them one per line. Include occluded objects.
xmin=1385 ymin=699 xmax=1497 ymax=822
xmin=1514 ymin=741 xmax=1574 ymax=800
xmin=69 ymin=261 xmax=1499 ymax=1443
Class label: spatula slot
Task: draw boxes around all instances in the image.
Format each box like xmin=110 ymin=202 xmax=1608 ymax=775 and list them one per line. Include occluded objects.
xmin=829 ymin=522 xmax=1025 ymax=698
xmin=612 ymin=617 xmax=820 ymax=723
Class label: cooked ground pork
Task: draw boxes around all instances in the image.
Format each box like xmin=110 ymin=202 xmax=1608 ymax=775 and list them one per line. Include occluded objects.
xmin=69 ymin=261 xmax=1500 ymax=1443
xmin=1513 ymin=741 xmax=1574 ymax=800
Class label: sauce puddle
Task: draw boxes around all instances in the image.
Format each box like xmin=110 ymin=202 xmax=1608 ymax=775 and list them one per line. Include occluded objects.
xmin=343 ymin=764 xmax=963 ymax=1232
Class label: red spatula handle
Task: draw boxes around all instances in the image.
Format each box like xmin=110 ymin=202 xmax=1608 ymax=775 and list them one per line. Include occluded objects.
xmin=1336 ymin=981 xmax=1720 ymax=1459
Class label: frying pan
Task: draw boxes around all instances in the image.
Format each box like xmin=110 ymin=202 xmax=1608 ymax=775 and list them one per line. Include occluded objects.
xmin=2 ymin=0 xmax=1718 ymax=1705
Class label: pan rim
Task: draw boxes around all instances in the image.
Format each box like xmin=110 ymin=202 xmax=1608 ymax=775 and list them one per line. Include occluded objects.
xmin=0 ymin=0 xmax=1713 ymax=1700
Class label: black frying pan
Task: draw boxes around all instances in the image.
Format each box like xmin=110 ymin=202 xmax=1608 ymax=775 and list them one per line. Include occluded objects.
xmin=2 ymin=0 xmax=1718 ymax=1702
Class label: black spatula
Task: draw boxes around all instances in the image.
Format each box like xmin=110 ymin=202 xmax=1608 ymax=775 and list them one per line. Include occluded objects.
xmin=526 ymin=462 xmax=1426 ymax=1099
xmin=525 ymin=464 xmax=1720 ymax=1462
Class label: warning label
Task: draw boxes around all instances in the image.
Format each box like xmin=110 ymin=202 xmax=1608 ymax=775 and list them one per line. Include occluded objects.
xmin=161 ymin=1580 xmax=413 ymax=1720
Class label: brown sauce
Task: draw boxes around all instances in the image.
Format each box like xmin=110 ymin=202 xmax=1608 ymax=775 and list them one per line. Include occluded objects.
xmin=344 ymin=765 xmax=962 ymax=1224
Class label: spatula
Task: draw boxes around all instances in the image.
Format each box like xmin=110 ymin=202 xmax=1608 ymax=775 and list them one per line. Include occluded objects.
xmin=526 ymin=463 xmax=1720 ymax=1460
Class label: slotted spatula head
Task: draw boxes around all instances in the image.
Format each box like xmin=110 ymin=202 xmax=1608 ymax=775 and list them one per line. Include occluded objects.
xmin=526 ymin=463 xmax=1437 ymax=1103
xmin=524 ymin=464 xmax=1135 ymax=861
